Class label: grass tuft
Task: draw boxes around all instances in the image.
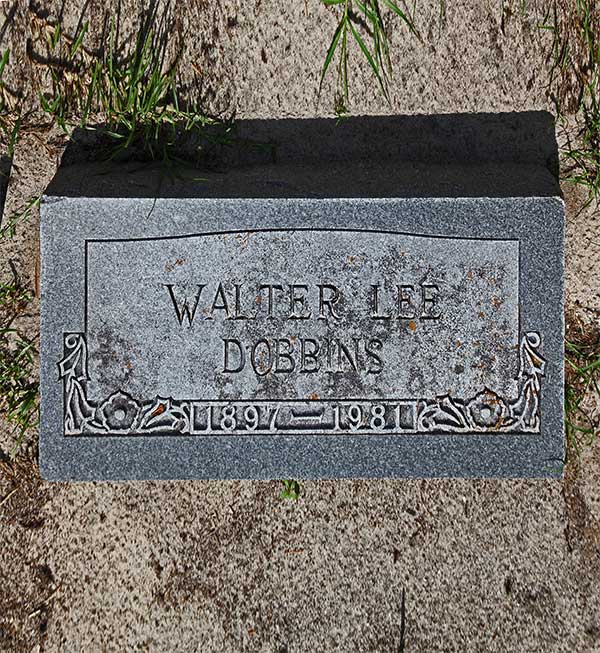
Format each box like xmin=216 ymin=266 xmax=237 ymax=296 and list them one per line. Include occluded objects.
xmin=36 ymin=18 xmax=217 ymax=158
xmin=565 ymin=317 xmax=600 ymax=455
xmin=0 ymin=263 xmax=38 ymax=454
xmin=0 ymin=195 xmax=41 ymax=241
xmin=0 ymin=49 xmax=20 ymax=156
xmin=319 ymin=0 xmax=420 ymax=115
xmin=542 ymin=0 xmax=600 ymax=201
xmin=280 ymin=479 xmax=302 ymax=501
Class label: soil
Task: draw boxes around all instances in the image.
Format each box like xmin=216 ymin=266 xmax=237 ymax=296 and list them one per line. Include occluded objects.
xmin=1 ymin=1 xmax=599 ymax=651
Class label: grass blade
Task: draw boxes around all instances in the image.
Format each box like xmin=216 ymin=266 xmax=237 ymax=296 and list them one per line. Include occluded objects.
xmin=319 ymin=18 xmax=344 ymax=96
xmin=380 ymin=0 xmax=420 ymax=39
xmin=348 ymin=19 xmax=386 ymax=97
xmin=69 ymin=21 xmax=89 ymax=59
xmin=0 ymin=49 xmax=9 ymax=80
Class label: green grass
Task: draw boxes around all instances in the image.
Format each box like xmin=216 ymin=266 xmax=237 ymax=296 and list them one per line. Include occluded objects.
xmin=565 ymin=332 xmax=600 ymax=455
xmin=0 ymin=195 xmax=41 ymax=241
xmin=0 ymin=330 xmax=38 ymax=454
xmin=38 ymin=20 xmax=217 ymax=158
xmin=319 ymin=0 xmax=420 ymax=115
xmin=562 ymin=93 xmax=600 ymax=201
xmin=280 ymin=479 xmax=302 ymax=501
xmin=541 ymin=0 xmax=600 ymax=202
xmin=0 ymin=273 xmax=30 ymax=310
xmin=0 ymin=264 xmax=38 ymax=454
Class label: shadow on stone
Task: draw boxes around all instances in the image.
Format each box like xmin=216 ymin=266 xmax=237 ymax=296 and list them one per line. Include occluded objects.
xmin=0 ymin=154 xmax=11 ymax=219
xmin=47 ymin=111 xmax=560 ymax=199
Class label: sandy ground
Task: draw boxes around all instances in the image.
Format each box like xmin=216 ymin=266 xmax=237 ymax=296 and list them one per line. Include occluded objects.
xmin=1 ymin=1 xmax=600 ymax=651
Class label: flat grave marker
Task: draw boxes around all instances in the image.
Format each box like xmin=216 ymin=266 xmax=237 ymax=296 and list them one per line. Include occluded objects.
xmin=40 ymin=115 xmax=565 ymax=480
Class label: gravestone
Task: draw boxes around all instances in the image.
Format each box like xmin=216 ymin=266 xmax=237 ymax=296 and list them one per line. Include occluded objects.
xmin=40 ymin=114 xmax=565 ymax=480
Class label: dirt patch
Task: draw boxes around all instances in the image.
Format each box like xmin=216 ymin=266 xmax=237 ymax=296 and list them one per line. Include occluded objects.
xmin=0 ymin=453 xmax=56 ymax=653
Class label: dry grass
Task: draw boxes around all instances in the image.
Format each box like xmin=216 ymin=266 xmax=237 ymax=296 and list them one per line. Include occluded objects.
xmin=565 ymin=310 xmax=600 ymax=455
xmin=0 ymin=49 xmax=20 ymax=155
xmin=0 ymin=262 xmax=38 ymax=454
xmin=543 ymin=0 xmax=600 ymax=201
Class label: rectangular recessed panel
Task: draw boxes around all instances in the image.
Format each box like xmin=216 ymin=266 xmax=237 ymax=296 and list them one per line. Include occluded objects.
xmin=85 ymin=230 xmax=519 ymax=403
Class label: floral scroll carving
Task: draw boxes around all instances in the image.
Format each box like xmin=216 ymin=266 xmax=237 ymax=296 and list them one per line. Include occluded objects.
xmin=417 ymin=332 xmax=545 ymax=433
xmin=59 ymin=331 xmax=545 ymax=436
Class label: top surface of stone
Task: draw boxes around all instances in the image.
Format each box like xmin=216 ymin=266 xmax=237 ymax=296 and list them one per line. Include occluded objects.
xmin=45 ymin=112 xmax=561 ymax=199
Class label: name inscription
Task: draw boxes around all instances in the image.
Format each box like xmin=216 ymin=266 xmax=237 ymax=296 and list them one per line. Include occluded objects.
xmin=164 ymin=281 xmax=441 ymax=376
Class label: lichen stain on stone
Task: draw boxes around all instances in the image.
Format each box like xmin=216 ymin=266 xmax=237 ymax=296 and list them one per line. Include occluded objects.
xmin=343 ymin=253 xmax=366 ymax=270
xmin=150 ymin=403 xmax=166 ymax=417
xmin=164 ymin=258 xmax=185 ymax=273
xmin=90 ymin=325 xmax=139 ymax=395
xmin=233 ymin=232 xmax=254 ymax=250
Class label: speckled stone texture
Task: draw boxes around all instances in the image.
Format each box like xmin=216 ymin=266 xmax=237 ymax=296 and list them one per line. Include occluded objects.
xmin=40 ymin=120 xmax=565 ymax=480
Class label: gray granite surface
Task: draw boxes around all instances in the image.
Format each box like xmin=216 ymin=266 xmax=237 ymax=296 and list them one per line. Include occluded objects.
xmin=40 ymin=179 xmax=564 ymax=480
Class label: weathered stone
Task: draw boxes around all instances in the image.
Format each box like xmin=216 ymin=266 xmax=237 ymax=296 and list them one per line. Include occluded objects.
xmin=40 ymin=116 xmax=565 ymax=480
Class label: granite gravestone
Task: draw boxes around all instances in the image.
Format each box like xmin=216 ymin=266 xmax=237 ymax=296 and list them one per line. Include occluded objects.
xmin=40 ymin=114 xmax=565 ymax=480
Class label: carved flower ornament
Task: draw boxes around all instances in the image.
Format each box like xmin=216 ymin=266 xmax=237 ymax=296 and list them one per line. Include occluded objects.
xmin=60 ymin=332 xmax=545 ymax=436
xmin=467 ymin=389 xmax=508 ymax=429
xmin=95 ymin=391 xmax=140 ymax=431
